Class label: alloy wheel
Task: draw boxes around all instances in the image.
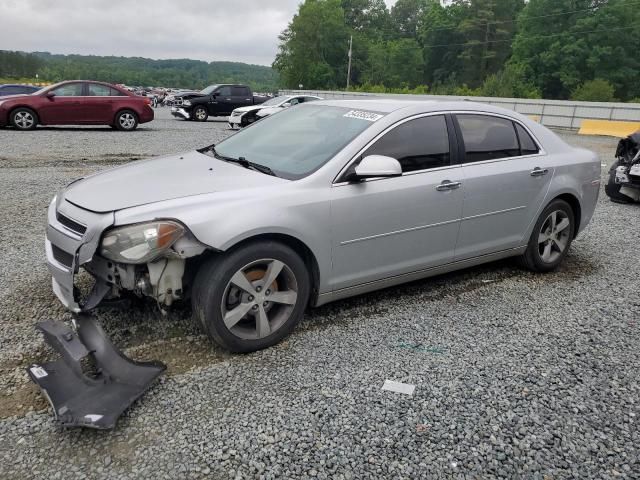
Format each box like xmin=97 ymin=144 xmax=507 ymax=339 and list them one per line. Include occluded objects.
xmin=14 ymin=111 xmax=35 ymax=129
xmin=537 ymin=210 xmax=571 ymax=263
xmin=221 ymin=259 xmax=298 ymax=340
xmin=195 ymin=108 xmax=207 ymax=120
xmin=119 ymin=113 xmax=135 ymax=129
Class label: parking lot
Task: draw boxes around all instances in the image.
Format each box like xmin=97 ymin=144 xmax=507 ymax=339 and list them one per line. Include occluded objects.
xmin=1 ymin=108 xmax=639 ymax=479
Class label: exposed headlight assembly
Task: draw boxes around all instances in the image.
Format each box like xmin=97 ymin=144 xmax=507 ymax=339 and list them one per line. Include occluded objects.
xmin=100 ymin=221 xmax=185 ymax=264
xmin=182 ymin=100 xmax=191 ymax=106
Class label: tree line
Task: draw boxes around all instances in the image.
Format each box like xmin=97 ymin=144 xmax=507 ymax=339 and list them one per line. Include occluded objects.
xmin=273 ymin=0 xmax=640 ymax=102
xmin=0 ymin=51 xmax=279 ymax=92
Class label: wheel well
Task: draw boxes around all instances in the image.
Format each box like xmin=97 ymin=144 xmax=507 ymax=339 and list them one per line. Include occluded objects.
xmin=223 ymin=234 xmax=321 ymax=306
xmin=552 ymin=193 xmax=581 ymax=238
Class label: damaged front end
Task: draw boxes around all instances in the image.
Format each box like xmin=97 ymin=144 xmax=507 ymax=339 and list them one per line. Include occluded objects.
xmin=606 ymin=130 xmax=640 ymax=203
xmin=37 ymin=194 xmax=208 ymax=428
xmin=46 ymin=195 xmax=207 ymax=312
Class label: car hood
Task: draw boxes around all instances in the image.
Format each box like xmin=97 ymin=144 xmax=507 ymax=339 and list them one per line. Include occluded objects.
xmin=63 ymin=150 xmax=287 ymax=213
xmin=177 ymin=92 xmax=206 ymax=100
xmin=233 ymin=105 xmax=266 ymax=114
xmin=0 ymin=94 xmax=30 ymax=101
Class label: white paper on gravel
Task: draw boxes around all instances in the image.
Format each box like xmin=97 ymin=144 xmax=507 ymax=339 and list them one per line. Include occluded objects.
xmin=381 ymin=380 xmax=415 ymax=396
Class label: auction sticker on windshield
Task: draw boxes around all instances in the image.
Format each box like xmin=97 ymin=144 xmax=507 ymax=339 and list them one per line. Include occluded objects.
xmin=343 ymin=110 xmax=384 ymax=122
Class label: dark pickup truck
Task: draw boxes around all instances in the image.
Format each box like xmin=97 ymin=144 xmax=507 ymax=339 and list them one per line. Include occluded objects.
xmin=170 ymin=84 xmax=267 ymax=122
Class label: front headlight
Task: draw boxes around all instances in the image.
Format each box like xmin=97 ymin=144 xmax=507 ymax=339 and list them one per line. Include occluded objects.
xmin=182 ymin=100 xmax=191 ymax=106
xmin=100 ymin=221 xmax=185 ymax=264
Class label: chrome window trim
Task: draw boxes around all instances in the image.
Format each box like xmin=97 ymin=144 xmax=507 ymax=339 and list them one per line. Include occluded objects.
xmin=332 ymin=112 xmax=453 ymax=186
xmin=332 ymin=109 xmax=547 ymax=186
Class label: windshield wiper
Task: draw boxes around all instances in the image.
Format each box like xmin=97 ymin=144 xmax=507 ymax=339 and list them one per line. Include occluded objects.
xmin=201 ymin=145 xmax=277 ymax=177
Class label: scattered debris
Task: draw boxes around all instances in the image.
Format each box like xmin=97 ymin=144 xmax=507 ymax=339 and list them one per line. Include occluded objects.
xmin=381 ymin=380 xmax=415 ymax=396
xmin=394 ymin=341 xmax=446 ymax=354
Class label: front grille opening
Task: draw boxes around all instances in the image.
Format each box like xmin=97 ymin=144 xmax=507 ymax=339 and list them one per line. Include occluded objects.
xmin=51 ymin=244 xmax=74 ymax=268
xmin=56 ymin=212 xmax=87 ymax=235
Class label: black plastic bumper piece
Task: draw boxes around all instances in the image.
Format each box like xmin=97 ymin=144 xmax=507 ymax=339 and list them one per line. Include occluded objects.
xmin=27 ymin=315 xmax=166 ymax=429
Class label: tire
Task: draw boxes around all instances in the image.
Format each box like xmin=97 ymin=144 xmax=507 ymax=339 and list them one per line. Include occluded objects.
xmin=114 ymin=110 xmax=138 ymax=131
xmin=192 ymin=241 xmax=310 ymax=353
xmin=605 ymin=161 xmax=634 ymax=204
xmin=520 ymin=199 xmax=575 ymax=272
xmin=193 ymin=106 xmax=208 ymax=122
xmin=11 ymin=107 xmax=38 ymax=130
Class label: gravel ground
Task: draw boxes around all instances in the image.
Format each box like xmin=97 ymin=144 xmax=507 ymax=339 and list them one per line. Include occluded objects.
xmin=1 ymin=109 xmax=639 ymax=479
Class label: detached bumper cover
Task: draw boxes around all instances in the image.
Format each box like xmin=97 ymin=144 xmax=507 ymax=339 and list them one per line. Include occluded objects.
xmin=171 ymin=107 xmax=190 ymax=119
xmin=28 ymin=316 xmax=166 ymax=429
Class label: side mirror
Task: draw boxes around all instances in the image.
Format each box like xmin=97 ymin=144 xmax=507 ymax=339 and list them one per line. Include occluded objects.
xmin=282 ymin=102 xmax=291 ymax=108
xmin=46 ymin=91 xmax=56 ymax=99
xmin=211 ymin=91 xmax=219 ymax=98
xmin=354 ymin=155 xmax=402 ymax=179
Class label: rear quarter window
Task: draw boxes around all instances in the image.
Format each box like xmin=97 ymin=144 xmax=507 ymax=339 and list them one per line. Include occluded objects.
xmin=515 ymin=123 xmax=540 ymax=155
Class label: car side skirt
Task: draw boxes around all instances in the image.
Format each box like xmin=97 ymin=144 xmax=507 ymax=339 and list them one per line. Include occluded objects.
xmin=315 ymin=246 xmax=527 ymax=307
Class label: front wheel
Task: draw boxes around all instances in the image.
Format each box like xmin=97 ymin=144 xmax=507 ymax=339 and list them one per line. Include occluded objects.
xmin=193 ymin=106 xmax=208 ymax=122
xmin=11 ymin=108 xmax=38 ymax=130
xmin=520 ymin=199 xmax=575 ymax=272
xmin=192 ymin=241 xmax=310 ymax=353
xmin=114 ymin=110 xmax=138 ymax=131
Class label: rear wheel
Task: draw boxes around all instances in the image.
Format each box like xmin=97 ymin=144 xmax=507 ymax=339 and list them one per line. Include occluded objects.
xmin=192 ymin=241 xmax=310 ymax=353
xmin=193 ymin=106 xmax=208 ymax=122
xmin=11 ymin=108 xmax=38 ymax=130
xmin=114 ymin=110 xmax=138 ymax=131
xmin=520 ymin=199 xmax=575 ymax=272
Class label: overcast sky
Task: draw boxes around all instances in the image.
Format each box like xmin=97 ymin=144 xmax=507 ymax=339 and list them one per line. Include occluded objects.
xmin=0 ymin=0 xmax=397 ymax=66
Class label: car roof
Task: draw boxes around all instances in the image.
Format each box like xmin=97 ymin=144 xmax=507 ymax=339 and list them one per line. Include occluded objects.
xmin=314 ymin=98 xmax=521 ymax=116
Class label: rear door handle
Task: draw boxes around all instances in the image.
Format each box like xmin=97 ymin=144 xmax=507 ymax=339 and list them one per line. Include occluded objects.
xmin=436 ymin=181 xmax=462 ymax=191
xmin=530 ymin=167 xmax=549 ymax=177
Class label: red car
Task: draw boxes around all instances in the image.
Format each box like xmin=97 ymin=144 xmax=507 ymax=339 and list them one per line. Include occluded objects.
xmin=0 ymin=80 xmax=154 ymax=131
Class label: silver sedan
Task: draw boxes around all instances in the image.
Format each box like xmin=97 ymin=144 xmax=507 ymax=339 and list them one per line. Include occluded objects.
xmin=45 ymin=100 xmax=600 ymax=352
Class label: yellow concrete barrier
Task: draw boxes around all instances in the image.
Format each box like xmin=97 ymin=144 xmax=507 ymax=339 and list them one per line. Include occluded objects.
xmin=579 ymin=120 xmax=640 ymax=137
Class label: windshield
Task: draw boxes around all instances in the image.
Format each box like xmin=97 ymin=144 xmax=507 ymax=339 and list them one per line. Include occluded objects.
xmin=33 ymin=82 xmax=65 ymax=95
xmin=261 ymin=96 xmax=290 ymax=107
xmin=200 ymin=85 xmax=219 ymax=95
xmin=212 ymin=105 xmax=383 ymax=179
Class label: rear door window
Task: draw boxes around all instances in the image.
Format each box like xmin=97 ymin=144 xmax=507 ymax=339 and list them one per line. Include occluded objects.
xmin=456 ymin=114 xmax=521 ymax=162
xmin=364 ymin=115 xmax=450 ymax=173
xmin=87 ymin=84 xmax=112 ymax=96
xmin=231 ymin=86 xmax=250 ymax=97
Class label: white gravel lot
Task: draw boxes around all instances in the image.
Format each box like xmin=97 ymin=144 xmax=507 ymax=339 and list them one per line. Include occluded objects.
xmin=0 ymin=109 xmax=639 ymax=479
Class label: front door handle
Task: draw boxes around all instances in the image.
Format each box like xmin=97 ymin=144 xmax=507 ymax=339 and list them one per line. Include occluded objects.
xmin=436 ymin=180 xmax=462 ymax=191
xmin=530 ymin=167 xmax=549 ymax=177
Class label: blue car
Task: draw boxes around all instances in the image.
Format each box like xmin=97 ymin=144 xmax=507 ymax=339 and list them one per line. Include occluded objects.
xmin=0 ymin=84 xmax=39 ymax=96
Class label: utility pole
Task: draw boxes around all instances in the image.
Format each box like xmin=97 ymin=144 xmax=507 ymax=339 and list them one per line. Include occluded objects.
xmin=346 ymin=35 xmax=353 ymax=90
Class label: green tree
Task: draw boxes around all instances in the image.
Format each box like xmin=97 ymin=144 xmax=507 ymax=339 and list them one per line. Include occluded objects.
xmin=391 ymin=0 xmax=428 ymax=37
xmin=479 ymin=64 xmax=540 ymax=98
xmin=571 ymin=79 xmax=616 ymax=102
xmin=510 ymin=0 xmax=639 ymax=100
xmin=273 ymin=0 xmax=350 ymax=89
xmin=453 ymin=0 xmax=525 ymax=87
xmin=363 ymin=38 xmax=424 ymax=87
